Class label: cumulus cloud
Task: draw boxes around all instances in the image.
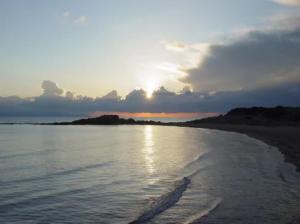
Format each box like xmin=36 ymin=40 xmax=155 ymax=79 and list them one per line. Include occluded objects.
xmin=273 ymin=0 xmax=300 ymax=6
xmin=65 ymin=91 xmax=75 ymax=99
xmin=101 ymin=90 xmax=120 ymax=100
xmin=181 ymin=28 xmax=300 ymax=92
xmin=180 ymin=86 xmax=193 ymax=94
xmin=41 ymin=80 xmax=64 ymax=97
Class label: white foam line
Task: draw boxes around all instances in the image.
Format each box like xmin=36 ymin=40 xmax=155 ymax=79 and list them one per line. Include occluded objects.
xmin=183 ymin=198 xmax=222 ymax=224
xmin=129 ymin=177 xmax=191 ymax=224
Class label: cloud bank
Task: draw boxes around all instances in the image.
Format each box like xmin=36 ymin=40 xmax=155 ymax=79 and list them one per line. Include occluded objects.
xmin=0 ymin=80 xmax=298 ymax=116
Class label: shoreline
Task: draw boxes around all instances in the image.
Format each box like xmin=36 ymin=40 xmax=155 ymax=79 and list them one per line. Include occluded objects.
xmin=178 ymin=123 xmax=300 ymax=172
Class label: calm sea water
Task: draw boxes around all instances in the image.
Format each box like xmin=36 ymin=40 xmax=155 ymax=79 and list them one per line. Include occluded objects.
xmin=0 ymin=125 xmax=300 ymax=224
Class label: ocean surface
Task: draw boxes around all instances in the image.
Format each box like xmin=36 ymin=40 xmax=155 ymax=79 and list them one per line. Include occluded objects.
xmin=0 ymin=124 xmax=300 ymax=224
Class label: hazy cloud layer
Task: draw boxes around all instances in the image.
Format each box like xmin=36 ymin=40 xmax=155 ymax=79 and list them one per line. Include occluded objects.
xmin=0 ymin=80 xmax=299 ymax=116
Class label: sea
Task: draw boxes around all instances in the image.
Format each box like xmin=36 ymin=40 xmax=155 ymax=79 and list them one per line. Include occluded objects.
xmin=0 ymin=117 xmax=300 ymax=224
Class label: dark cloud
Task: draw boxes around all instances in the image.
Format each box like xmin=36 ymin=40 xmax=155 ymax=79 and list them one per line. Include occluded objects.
xmin=182 ymin=28 xmax=300 ymax=92
xmin=65 ymin=91 xmax=75 ymax=99
xmin=0 ymin=80 xmax=299 ymax=116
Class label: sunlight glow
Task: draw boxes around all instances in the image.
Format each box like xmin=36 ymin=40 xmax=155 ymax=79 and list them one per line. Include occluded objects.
xmin=89 ymin=111 xmax=219 ymax=119
xmin=144 ymin=76 xmax=160 ymax=99
xmin=146 ymin=89 xmax=154 ymax=99
xmin=143 ymin=125 xmax=155 ymax=174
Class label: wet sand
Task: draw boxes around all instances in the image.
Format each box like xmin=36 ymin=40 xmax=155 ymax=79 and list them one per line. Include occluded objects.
xmin=179 ymin=123 xmax=300 ymax=172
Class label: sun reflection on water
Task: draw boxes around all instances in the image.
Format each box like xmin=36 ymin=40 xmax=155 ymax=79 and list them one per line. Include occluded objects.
xmin=143 ymin=125 xmax=155 ymax=175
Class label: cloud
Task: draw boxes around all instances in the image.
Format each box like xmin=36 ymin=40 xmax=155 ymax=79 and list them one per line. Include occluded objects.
xmin=155 ymin=62 xmax=185 ymax=76
xmin=0 ymin=81 xmax=298 ymax=116
xmin=74 ymin=16 xmax=87 ymax=25
xmin=273 ymin=0 xmax=300 ymax=6
xmin=180 ymin=86 xmax=193 ymax=94
xmin=266 ymin=13 xmax=300 ymax=30
xmin=60 ymin=11 xmax=87 ymax=25
xmin=41 ymin=80 xmax=64 ymax=97
xmin=181 ymin=28 xmax=300 ymax=92
xmin=163 ymin=41 xmax=211 ymax=69
xmin=1 ymin=16 xmax=300 ymax=117
xmin=101 ymin=90 xmax=120 ymax=100
xmin=65 ymin=91 xmax=75 ymax=99
xmin=164 ymin=41 xmax=187 ymax=52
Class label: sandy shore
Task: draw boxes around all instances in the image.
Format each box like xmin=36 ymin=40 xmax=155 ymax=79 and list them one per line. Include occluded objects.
xmin=178 ymin=123 xmax=300 ymax=171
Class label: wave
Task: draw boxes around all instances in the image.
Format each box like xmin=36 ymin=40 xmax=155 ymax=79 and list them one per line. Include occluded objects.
xmin=187 ymin=165 xmax=211 ymax=179
xmin=184 ymin=152 xmax=209 ymax=169
xmin=129 ymin=176 xmax=191 ymax=224
xmin=182 ymin=198 xmax=222 ymax=224
xmin=0 ymin=187 xmax=86 ymax=212
xmin=3 ymin=161 xmax=112 ymax=186
xmin=183 ymin=151 xmax=210 ymax=170
xmin=128 ymin=153 xmax=212 ymax=224
xmin=0 ymin=148 xmax=58 ymax=160
xmin=279 ymin=171 xmax=287 ymax=183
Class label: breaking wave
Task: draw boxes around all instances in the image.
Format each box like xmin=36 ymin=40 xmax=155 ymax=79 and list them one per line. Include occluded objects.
xmin=183 ymin=151 xmax=210 ymax=170
xmin=129 ymin=177 xmax=191 ymax=224
xmin=183 ymin=198 xmax=222 ymax=224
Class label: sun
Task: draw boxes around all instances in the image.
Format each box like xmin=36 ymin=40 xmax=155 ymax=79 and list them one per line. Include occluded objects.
xmin=146 ymin=84 xmax=155 ymax=98
xmin=146 ymin=91 xmax=153 ymax=99
xmin=138 ymin=70 xmax=163 ymax=99
xmin=145 ymin=78 xmax=159 ymax=99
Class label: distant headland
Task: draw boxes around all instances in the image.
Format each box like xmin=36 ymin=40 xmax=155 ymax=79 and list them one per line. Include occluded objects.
xmin=51 ymin=114 xmax=164 ymax=125
xmin=185 ymin=106 xmax=300 ymax=126
xmin=50 ymin=106 xmax=300 ymax=126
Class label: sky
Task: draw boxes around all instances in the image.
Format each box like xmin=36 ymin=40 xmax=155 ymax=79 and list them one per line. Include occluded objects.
xmin=0 ymin=0 xmax=300 ymax=117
